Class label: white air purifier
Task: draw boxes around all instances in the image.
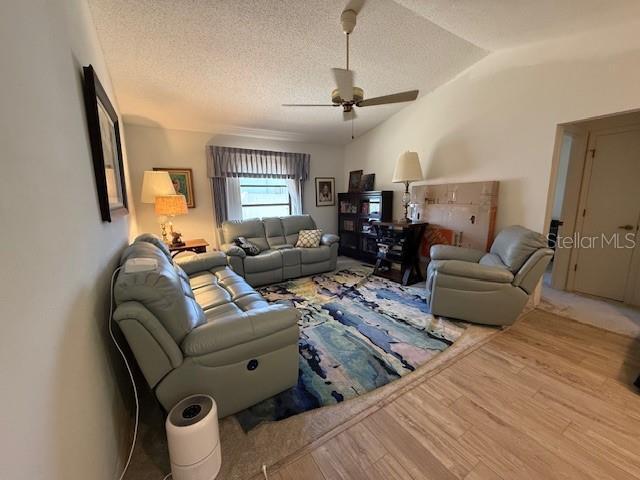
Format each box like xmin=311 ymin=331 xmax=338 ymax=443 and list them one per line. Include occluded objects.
xmin=166 ymin=395 xmax=221 ymax=480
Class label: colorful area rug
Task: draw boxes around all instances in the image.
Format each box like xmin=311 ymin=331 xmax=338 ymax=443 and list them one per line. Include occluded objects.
xmin=235 ymin=265 xmax=466 ymax=431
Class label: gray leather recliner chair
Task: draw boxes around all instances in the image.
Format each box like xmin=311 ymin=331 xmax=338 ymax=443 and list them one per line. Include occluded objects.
xmin=219 ymin=215 xmax=339 ymax=286
xmin=112 ymin=234 xmax=300 ymax=417
xmin=426 ymin=225 xmax=553 ymax=326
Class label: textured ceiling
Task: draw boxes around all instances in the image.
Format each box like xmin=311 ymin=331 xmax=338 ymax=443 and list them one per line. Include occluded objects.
xmin=88 ymin=0 xmax=486 ymax=144
xmin=393 ymin=0 xmax=640 ymax=51
xmin=88 ymin=0 xmax=640 ymax=144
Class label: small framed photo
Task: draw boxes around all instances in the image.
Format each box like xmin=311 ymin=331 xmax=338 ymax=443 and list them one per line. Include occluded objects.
xmin=315 ymin=177 xmax=336 ymax=207
xmin=153 ymin=168 xmax=196 ymax=208
xmin=82 ymin=64 xmax=128 ymax=222
xmin=348 ymin=170 xmax=363 ymax=192
xmin=360 ymin=173 xmax=375 ymax=192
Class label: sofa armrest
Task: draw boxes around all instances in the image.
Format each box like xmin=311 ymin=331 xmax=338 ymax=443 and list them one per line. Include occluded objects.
xmin=435 ymin=260 xmax=514 ymax=283
xmin=181 ymin=304 xmax=299 ymax=356
xmin=430 ymin=245 xmax=485 ymax=263
xmin=221 ymin=243 xmax=246 ymax=258
xmin=174 ymin=251 xmax=227 ymax=274
xmin=113 ymin=301 xmax=183 ymax=366
xmin=321 ymin=233 xmax=339 ymax=246
xmin=113 ymin=301 xmax=184 ymax=387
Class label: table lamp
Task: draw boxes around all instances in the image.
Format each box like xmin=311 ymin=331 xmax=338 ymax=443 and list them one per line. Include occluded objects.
xmin=155 ymin=195 xmax=188 ymax=246
xmin=140 ymin=170 xmax=179 ymax=241
xmin=392 ymin=151 xmax=423 ymax=223
xmin=141 ymin=170 xmax=176 ymax=203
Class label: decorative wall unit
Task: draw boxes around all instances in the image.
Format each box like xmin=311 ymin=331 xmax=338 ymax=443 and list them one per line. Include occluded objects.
xmin=411 ymin=181 xmax=499 ymax=272
xmin=411 ymin=181 xmax=499 ymax=249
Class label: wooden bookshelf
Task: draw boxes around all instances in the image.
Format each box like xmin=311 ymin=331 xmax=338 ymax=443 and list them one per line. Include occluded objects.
xmin=338 ymin=191 xmax=393 ymax=263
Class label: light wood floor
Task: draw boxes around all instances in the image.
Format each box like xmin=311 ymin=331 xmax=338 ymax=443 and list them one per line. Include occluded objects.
xmin=267 ymin=310 xmax=640 ymax=480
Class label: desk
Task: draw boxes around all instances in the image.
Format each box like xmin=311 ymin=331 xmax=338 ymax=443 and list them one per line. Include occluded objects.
xmin=372 ymin=221 xmax=427 ymax=286
xmin=167 ymin=239 xmax=210 ymax=258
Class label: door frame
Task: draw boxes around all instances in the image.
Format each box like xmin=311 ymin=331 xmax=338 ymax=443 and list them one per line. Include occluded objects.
xmin=549 ymin=126 xmax=589 ymax=291
xmin=566 ymin=124 xmax=640 ymax=303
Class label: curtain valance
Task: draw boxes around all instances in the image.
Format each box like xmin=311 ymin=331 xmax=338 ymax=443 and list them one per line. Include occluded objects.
xmin=207 ymin=146 xmax=310 ymax=181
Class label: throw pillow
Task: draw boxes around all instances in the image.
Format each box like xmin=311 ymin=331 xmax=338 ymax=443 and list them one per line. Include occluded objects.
xmin=296 ymin=229 xmax=322 ymax=248
xmin=234 ymin=237 xmax=260 ymax=256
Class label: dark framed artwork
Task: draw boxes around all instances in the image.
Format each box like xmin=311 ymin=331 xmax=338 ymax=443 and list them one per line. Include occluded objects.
xmin=153 ymin=168 xmax=196 ymax=208
xmin=360 ymin=173 xmax=375 ymax=192
xmin=348 ymin=170 xmax=363 ymax=192
xmin=82 ymin=65 xmax=127 ymax=222
xmin=315 ymin=177 xmax=336 ymax=207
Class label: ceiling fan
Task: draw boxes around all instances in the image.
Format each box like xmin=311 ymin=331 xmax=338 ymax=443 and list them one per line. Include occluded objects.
xmin=282 ymin=8 xmax=419 ymax=137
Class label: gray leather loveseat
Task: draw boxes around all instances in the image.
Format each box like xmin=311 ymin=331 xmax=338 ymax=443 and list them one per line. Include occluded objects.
xmin=219 ymin=215 xmax=339 ymax=286
xmin=112 ymin=234 xmax=300 ymax=417
xmin=426 ymin=225 xmax=553 ymax=326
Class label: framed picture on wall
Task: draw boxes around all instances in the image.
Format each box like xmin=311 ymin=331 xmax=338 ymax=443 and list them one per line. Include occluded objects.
xmin=315 ymin=177 xmax=336 ymax=206
xmin=82 ymin=64 xmax=128 ymax=222
xmin=348 ymin=170 xmax=363 ymax=192
xmin=153 ymin=168 xmax=196 ymax=207
xmin=360 ymin=173 xmax=375 ymax=192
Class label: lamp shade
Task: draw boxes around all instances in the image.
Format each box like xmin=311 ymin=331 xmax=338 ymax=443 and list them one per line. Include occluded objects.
xmin=392 ymin=151 xmax=423 ymax=183
xmin=141 ymin=171 xmax=176 ymax=203
xmin=155 ymin=195 xmax=188 ymax=216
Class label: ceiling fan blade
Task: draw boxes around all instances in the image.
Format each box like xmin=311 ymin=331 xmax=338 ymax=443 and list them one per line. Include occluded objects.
xmin=332 ymin=68 xmax=354 ymax=101
xmin=357 ymin=90 xmax=419 ymax=107
xmin=342 ymin=109 xmax=357 ymax=121
xmin=282 ymin=103 xmax=338 ymax=107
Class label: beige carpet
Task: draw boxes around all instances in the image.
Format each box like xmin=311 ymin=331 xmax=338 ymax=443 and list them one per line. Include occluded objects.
xmin=123 ymin=262 xmax=499 ymax=480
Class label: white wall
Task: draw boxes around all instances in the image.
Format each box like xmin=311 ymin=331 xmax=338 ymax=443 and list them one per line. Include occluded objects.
xmin=344 ymin=20 xmax=640 ymax=234
xmin=0 ymin=1 xmax=135 ymax=479
xmin=124 ymin=124 xmax=344 ymax=247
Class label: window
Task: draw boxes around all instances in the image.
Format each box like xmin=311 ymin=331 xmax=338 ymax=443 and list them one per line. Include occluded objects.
xmin=239 ymin=177 xmax=291 ymax=219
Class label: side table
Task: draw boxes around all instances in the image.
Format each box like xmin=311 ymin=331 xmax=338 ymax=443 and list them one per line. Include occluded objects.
xmin=166 ymin=239 xmax=210 ymax=258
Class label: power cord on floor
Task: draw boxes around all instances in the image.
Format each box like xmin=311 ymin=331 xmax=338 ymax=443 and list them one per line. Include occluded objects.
xmin=110 ymin=266 xmax=140 ymax=480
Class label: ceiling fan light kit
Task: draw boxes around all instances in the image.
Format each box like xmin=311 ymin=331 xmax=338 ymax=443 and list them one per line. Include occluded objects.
xmin=331 ymin=87 xmax=363 ymax=107
xmin=282 ymin=7 xmax=420 ymax=138
xmin=340 ymin=9 xmax=357 ymax=35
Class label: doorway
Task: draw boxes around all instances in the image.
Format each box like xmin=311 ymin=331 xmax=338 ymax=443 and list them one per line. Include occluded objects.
xmin=572 ymin=126 xmax=640 ymax=301
xmin=544 ymin=110 xmax=640 ymax=336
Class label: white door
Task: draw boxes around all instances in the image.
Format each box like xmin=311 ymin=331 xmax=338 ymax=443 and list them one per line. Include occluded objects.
xmin=573 ymin=126 xmax=640 ymax=301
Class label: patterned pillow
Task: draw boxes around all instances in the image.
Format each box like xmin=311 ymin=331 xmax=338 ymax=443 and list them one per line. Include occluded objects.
xmin=296 ymin=229 xmax=322 ymax=248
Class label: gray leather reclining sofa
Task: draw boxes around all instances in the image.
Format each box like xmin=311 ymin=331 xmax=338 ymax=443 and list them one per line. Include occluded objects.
xmin=112 ymin=234 xmax=300 ymax=417
xmin=426 ymin=225 xmax=553 ymax=326
xmin=219 ymin=215 xmax=339 ymax=286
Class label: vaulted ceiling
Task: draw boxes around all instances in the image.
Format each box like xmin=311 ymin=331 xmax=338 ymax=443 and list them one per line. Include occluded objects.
xmin=88 ymin=0 xmax=640 ymax=144
xmin=393 ymin=0 xmax=640 ymax=51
